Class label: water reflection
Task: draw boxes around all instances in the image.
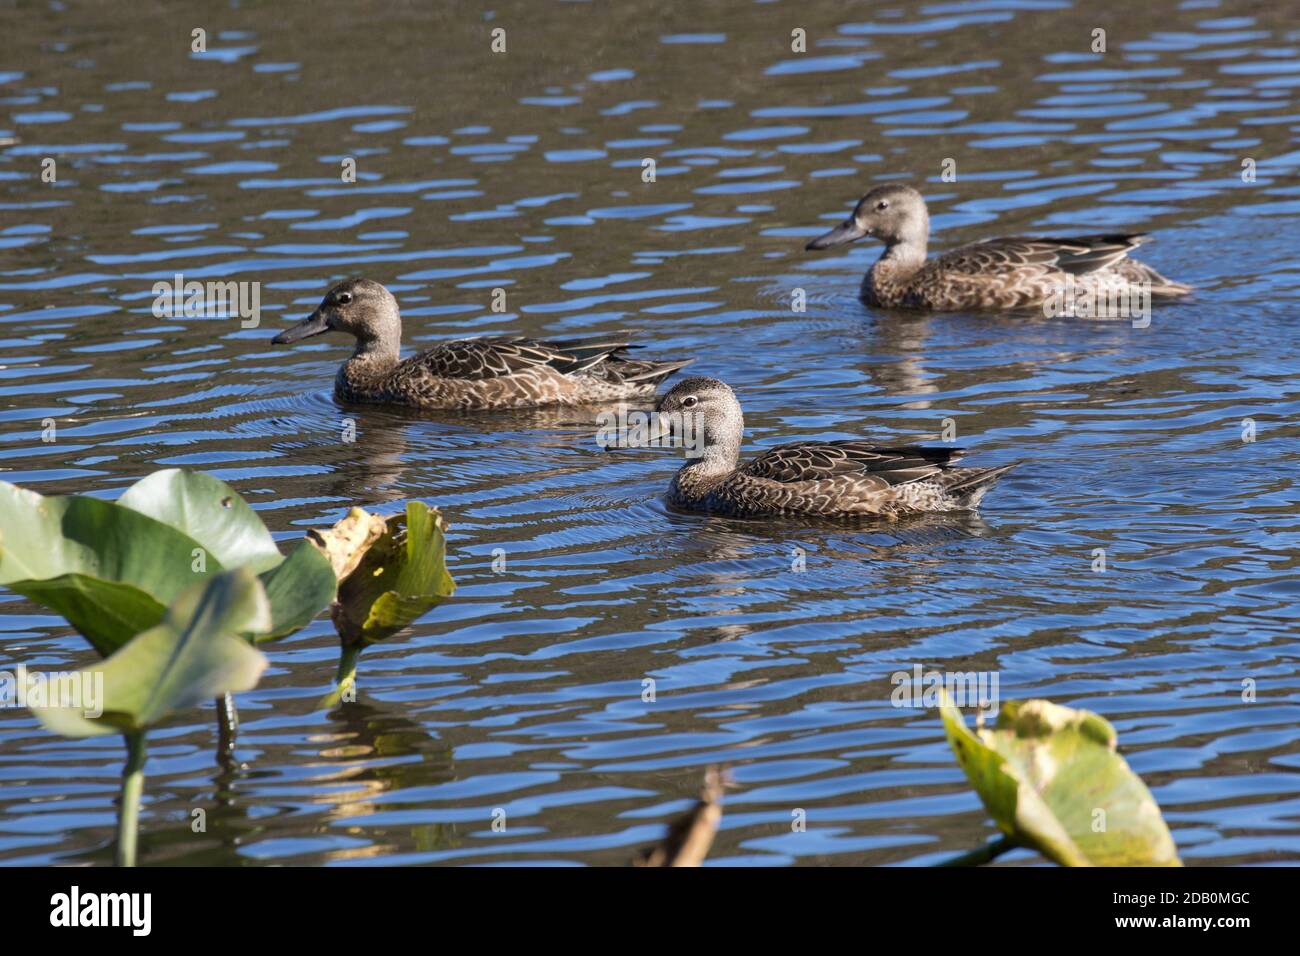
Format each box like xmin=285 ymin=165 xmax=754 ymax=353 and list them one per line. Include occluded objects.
xmin=2 ymin=0 xmax=1299 ymax=866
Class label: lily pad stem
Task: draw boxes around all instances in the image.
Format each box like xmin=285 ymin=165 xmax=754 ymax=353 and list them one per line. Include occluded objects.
xmin=336 ymin=644 xmax=361 ymax=696
xmin=215 ymin=693 xmax=239 ymax=766
xmin=317 ymin=644 xmax=364 ymax=710
xmin=937 ymin=834 xmax=1016 ymax=867
xmin=116 ymin=733 xmax=146 ymax=867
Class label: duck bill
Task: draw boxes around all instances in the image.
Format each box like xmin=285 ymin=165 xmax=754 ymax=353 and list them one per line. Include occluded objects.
xmin=643 ymin=414 xmax=672 ymax=444
xmin=805 ymin=219 xmax=868 ymax=251
xmin=271 ymin=310 xmax=329 ymax=344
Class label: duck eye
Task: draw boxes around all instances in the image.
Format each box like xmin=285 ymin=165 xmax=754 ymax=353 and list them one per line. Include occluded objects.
xmin=682 ymin=395 xmax=698 ymax=408
xmin=876 ymin=201 xmax=889 ymax=210
xmin=336 ymin=291 xmax=353 ymax=305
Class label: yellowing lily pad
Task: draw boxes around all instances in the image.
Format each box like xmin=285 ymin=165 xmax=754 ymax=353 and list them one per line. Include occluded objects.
xmin=316 ymin=502 xmax=455 ymax=708
xmin=940 ymin=693 xmax=1181 ymax=867
xmin=308 ymin=506 xmax=389 ymax=582
xmin=331 ymin=502 xmax=455 ymax=648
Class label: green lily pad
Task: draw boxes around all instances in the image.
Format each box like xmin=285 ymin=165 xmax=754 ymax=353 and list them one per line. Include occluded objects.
xmin=1 ymin=574 xmax=165 ymax=655
xmin=30 ymin=568 xmax=270 ymax=738
xmin=332 ymin=501 xmax=455 ymax=648
xmin=117 ymin=469 xmax=283 ymax=574
xmin=0 ymin=472 xmax=337 ymax=654
xmin=0 ymin=482 xmax=215 ymax=655
xmin=117 ymin=470 xmax=335 ymax=640
xmin=940 ymin=694 xmax=1181 ymax=866
xmin=257 ymin=538 xmax=336 ymax=642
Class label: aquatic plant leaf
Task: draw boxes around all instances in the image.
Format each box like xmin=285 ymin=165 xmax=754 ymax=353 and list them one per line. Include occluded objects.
xmin=0 ymin=473 xmax=336 ymax=652
xmin=940 ymin=694 xmax=1180 ymax=866
xmin=308 ymin=507 xmax=389 ymax=582
xmin=0 ymin=481 xmax=217 ymax=655
xmin=30 ymin=568 xmax=269 ymax=738
xmin=331 ymin=502 xmax=455 ymax=647
xmin=257 ymin=538 xmax=337 ymax=642
xmin=117 ymin=469 xmax=282 ymax=573
xmin=3 ymin=574 xmax=165 ymax=656
xmin=118 ymin=470 xmax=337 ymax=637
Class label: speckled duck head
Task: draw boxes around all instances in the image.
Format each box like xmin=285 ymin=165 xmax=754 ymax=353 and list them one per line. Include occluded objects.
xmin=272 ymin=278 xmax=401 ymax=357
xmin=654 ymin=376 xmax=745 ymax=468
xmin=805 ymin=183 xmax=930 ymax=253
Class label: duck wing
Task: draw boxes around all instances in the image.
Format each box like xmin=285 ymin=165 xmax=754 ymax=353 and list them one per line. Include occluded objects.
xmin=935 ymin=234 xmax=1151 ymax=277
xmin=740 ymin=441 xmax=964 ymax=486
xmin=419 ymin=336 xmax=633 ymax=380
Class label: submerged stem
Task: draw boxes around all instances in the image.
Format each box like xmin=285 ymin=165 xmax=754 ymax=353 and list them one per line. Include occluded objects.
xmin=336 ymin=643 xmax=362 ymax=690
xmin=317 ymin=644 xmax=364 ymax=710
xmin=215 ymin=693 xmax=239 ymax=767
xmin=937 ymin=834 xmax=1016 ymax=867
xmin=116 ymin=733 xmax=147 ymax=867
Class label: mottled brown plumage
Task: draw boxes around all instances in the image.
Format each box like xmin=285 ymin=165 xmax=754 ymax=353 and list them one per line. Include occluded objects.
xmin=272 ymin=279 xmax=692 ymax=409
xmin=805 ymin=184 xmax=1190 ymax=311
xmin=653 ymin=377 xmax=1015 ymax=519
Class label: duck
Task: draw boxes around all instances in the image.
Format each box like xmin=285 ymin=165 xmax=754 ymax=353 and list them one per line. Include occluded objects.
xmin=649 ymin=377 xmax=1015 ymax=519
xmin=272 ymin=278 xmax=693 ymax=410
xmin=804 ymin=184 xmax=1190 ymax=311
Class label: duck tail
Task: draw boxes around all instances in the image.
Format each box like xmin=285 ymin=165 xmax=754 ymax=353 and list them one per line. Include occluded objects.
xmin=542 ymin=339 xmax=627 ymax=372
xmin=1152 ymin=279 xmax=1193 ymax=297
xmin=619 ymin=357 xmax=695 ymax=385
xmin=1111 ymin=239 xmax=1193 ymax=297
xmin=944 ymin=462 xmax=1017 ymax=509
xmin=1136 ymin=262 xmax=1194 ymax=297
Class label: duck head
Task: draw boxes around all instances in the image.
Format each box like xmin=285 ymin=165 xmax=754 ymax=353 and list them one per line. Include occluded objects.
xmin=805 ymin=183 xmax=930 ymax=251
xmin=272 ymin=278 xmax=401 ymax=348
xmin=651 ymin=376 xmax=745 ymax=466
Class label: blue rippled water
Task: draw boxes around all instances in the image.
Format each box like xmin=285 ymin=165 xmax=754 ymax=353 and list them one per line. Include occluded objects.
xmin=1 ymin=0 xmax=1298 ymax=866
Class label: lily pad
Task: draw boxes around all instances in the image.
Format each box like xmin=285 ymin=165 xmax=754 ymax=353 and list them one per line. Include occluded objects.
xmin=30 ymin=568 xmax=270 ymax=738
xmin=332 ymin=501 xmax=455 ymax=648
xmin=0 ymin=482 xmax=214 ymax=655
xmin=118 ymin=469 xmax=336 ymax=638
xmin=317 ymin=502 xmax=455 ymax=707
xmin=117 ymin=469 xmax=282 ymax=573
xmin=0 ymin=472 xmax=337 ymax=654
xmin=257 ymin=538 xmax=337 ymax=642
xmin=940 ymin=694 xmax=1180 ymax=866
xmin=308 ymin=506 xmax=389 ymax=582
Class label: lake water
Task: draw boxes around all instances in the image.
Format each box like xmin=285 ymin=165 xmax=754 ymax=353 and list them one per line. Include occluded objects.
xmin=2 ymin=0 xmax=1299 ymax=866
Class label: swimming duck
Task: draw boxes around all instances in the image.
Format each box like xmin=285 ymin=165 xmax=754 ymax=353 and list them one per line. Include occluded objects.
xmin=272 ymin=278 xmax=693 ymax=409
xmin=650 ymin=377 xmax=1014 ymax=519
xmin=805 ymin=184 xmax=1190 ymax=311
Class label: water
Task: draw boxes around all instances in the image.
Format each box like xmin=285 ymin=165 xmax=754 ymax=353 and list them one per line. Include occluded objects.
xmin=2 ymin=0 xmax=1299 ymax=866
